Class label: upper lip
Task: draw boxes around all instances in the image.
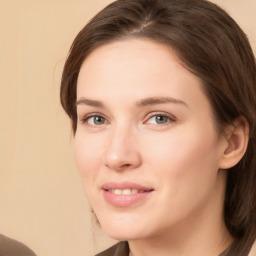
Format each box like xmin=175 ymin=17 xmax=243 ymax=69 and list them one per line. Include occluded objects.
xmin=102 ymin=182 xmax=154 ymax=191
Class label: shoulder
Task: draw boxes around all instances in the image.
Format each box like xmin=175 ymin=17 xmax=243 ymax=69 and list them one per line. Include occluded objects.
xmin=0 ymin=234 xmax=36 ymax=256
xmin=95 ymin=241 xmax=129 ymax=256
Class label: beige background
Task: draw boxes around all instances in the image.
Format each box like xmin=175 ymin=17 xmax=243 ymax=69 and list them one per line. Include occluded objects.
xmin=0 ymin=0 xmax=255 ymax=256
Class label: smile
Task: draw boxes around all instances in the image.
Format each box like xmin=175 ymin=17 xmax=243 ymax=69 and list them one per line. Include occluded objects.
xmin=102 ymin=182 xmax=154 ymax=207
xmin=107 ymin=189 xmax=150 ymax=195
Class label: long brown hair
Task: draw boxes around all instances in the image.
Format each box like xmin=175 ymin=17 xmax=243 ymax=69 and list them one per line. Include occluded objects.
xmin=60 ymin=0 xmax=256 ymax=255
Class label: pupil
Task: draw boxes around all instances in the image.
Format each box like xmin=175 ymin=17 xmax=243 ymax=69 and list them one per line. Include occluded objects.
xmin=156 ymin=115 xmax=167 ymax=124
xmin=94 ymin=116 xmax=104 ymax=124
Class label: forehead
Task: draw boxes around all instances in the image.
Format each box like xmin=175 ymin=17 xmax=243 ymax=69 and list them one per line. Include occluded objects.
xmin=77 ymin=38 xmax=202 ymax=99
xmin=79 ymin=38 xmax=182 ymax=75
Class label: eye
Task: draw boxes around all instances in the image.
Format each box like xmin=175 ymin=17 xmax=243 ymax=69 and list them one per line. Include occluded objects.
xmin=82 ymin=115 xmax=107 ymax=126
xmin=146 ymin=113 xmax=176 ymax=125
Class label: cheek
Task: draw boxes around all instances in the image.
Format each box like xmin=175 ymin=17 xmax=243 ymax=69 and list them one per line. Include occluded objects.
xmin=143 ymin=124 xmax=220 ymax=195
xmin=142 ymin=127 xmax=221 ymax=224
xmin=146 ymin=126 xmax=217 ymax=165
xmin=74 ymin=133 xmax=102 ymax=183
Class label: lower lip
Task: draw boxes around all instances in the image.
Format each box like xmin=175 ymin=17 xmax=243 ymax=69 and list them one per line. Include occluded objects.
xmin=103 ymin=190 xmax=153 ymax=207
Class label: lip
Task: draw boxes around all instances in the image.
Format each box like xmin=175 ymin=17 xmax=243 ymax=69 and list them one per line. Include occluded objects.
xmin=102 ymin=182 xmax=153 ymax=191
xmin=102 ymin=182 xmax=154 ymax=207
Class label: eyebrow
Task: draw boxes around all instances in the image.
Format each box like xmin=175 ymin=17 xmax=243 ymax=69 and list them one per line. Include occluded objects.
xmin=76 ymin=98 xmax=105 ymax=107
xmin=136 ymin=96 xmax=188 ymax=107
xmin=76 ymin=96 xmax=188 ymax=108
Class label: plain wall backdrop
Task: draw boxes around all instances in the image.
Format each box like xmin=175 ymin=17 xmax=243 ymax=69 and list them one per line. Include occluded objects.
xmin=0 ymin=0 xmax=255 ymax=255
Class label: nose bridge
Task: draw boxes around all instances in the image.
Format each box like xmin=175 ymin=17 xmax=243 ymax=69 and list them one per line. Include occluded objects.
xmin=104 ymin=121 xmax=141 ymax=171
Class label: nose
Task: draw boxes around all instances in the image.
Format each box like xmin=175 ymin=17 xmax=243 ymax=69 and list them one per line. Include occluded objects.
xmin=104 ymin=126 xmax=142 ymax=172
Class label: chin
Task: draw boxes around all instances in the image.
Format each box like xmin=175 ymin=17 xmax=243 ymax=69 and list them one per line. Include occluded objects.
xmin=98 ymin=217 xmax=147 ymax=241
xmin=105 ymin=231 xmax=145 ymax=242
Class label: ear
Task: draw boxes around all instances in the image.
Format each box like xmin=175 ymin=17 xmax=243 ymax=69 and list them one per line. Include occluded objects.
xmin=219 ymin=116 xmax=249 ymax=169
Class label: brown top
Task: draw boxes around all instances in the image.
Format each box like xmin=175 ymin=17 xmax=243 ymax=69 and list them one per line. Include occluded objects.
xmin=0 ymin=234 xmax=36 ymax=256
xmin=96 ymin=240 xmax=256 ymax=256
xmin=95 ymin=242 xmax=129 ymax=256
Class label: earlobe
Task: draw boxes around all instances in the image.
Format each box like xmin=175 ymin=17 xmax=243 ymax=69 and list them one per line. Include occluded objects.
xmin=219 ymin=116 xmax=249 ymax=170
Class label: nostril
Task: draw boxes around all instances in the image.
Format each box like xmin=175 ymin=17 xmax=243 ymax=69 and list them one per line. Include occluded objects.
xmin=119 ymin=163 xmax=133 ymax=170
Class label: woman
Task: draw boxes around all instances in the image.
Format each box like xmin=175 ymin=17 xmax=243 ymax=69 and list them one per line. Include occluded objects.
xmin=60 ymin=0 xmax=256 ymax=255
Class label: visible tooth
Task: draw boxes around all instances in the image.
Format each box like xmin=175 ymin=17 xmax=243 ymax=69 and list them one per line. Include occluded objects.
xmin=114 ymin=189 xmax=122 ymax=195
xmin=123 ymin=189 xmax=132 ymax=195
xmin=110 ymin=189 xmax=140 ymax=195
xmin=132 ymin=189 xmax=138 ymax=194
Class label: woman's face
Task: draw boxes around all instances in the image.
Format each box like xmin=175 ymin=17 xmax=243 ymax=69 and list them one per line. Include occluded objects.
xmin=75 ymin=39 xmax=228 ymax=241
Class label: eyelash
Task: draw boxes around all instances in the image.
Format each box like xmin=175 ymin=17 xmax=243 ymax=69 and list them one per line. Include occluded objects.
xmin=79 ymin=112 xmax=177 ymax=127
xmin=80 ymin=113 xmax=108 ymax=126
xmin=144 ymin=112 xmax=177 ymax=126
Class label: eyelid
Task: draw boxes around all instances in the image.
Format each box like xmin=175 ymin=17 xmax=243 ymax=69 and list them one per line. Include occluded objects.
xmin=79 ymin=112 xmax=109 ymax=125
xmin=144 ymin=111 xmax=177 ymax=124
